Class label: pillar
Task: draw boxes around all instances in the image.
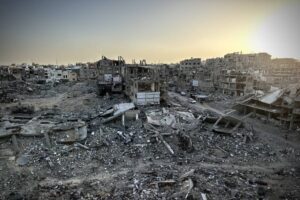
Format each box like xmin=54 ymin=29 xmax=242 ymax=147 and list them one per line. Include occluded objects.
xmin=289 ymin=114 xmax=294 ymax=130
xmin=267 ymin=112 xmax=271 ymax=122
xmin=122 ymin=114 xmax=125 ymax=127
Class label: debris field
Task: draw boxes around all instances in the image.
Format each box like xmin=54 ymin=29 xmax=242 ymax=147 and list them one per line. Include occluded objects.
xmin=0 ymin=81 xmax=299 ymax=200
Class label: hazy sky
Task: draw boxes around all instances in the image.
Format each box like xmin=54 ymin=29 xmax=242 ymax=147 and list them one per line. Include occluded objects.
xmin=0 ymin=0 xmax=299 ymax=65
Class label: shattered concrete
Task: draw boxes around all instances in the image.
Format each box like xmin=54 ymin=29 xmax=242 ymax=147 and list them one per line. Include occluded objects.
xmin=0 ymin=80 xmax=299 ymax=199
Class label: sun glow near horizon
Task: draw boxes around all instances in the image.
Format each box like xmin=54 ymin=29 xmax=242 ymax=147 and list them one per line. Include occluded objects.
xmin=250 ymin=1 xmax=300 ymax=59
xmin=0 ymin=0 xmax=299 ymax=65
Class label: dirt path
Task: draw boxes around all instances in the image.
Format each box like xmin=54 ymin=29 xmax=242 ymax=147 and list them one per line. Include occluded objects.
xmin=38 ymin=167 xmax=130 ymax=188
xmin=247 ymin=118 xmax=300 ymax=150
xmin=168 ymin=92 xmax=224 ymax=115
xmin=37 ymin=159 xmax=293 ymax=188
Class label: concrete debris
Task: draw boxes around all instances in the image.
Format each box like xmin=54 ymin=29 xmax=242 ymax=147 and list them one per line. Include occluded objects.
xmin=16 ymin=154 xmax=31 ymax=166
xmin=0 ymin=59 xmax=299 ymax=199
xmin=11 ymin=104 xmax=35 ymax=114
xmin=201 ymin=193 xmax=208 ymax=200
xmin=259 ymin=89 xmax=284 ymax=104
xmin=146 ymin=109 xmax=177 ymax=128
xmin=55 ymin=121 xmax=87 ymax=144
xmin=102 ymin=102 xmax=135 ymax=124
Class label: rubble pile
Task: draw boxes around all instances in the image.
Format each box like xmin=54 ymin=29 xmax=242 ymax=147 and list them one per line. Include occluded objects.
xmin=0 ymin=81 xmax=49 ymax=103
xmin=11 ymin=104 xmax=35 ymax=114
xmin=0 ymin=82 xmax=299 ymax=199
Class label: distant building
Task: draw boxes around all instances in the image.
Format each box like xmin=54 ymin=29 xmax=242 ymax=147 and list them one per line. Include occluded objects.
xmin=205 ymin=53 xmax=273 ymax=96
xmin=180 ymin=58 xmax=202 ymax=69
xmin=45 ymin=68 xmax=78 ymax=82
xmin=9 ymin=66 xmax=24 ymax=80
xmin=96 ymin=56 xmax=125 ymax=95
xmin=124 ymin=64 xmax=166 ymax=105
xmin=79 ymin=63 xmax=99 ymax=80
xmin=264 ymin=58 xmax=300 ymax=88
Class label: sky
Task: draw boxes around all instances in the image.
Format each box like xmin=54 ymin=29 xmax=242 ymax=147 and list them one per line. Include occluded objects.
xmin=0 ymin=0 xmax=299 ymax=65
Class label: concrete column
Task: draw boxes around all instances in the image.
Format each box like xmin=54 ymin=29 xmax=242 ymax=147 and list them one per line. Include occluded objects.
xmin=267 ymin=112 xmax=271 ymax=122
xmin=43 ymin=131 xmax=51 ymax=147
xmin=122 ymin=114 xmax=125 ymax=127
xmin=11 ymin=134 xmax=19 ymax=154
xmin=289 ymin=114 xmax=294 ymax=130
xmin=135 ymin=113 xmax=139 ymax=120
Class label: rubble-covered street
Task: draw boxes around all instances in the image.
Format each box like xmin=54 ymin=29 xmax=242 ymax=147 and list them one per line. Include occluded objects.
xmin=1 ymin=81 xmax=299 ymax=200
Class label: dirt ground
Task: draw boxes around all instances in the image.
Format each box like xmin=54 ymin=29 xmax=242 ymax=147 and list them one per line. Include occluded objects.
xmin=0 ymin=82 xmax=299 ymax=199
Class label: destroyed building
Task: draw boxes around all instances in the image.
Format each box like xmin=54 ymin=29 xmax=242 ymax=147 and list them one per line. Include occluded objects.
xmin=264 ymin=58 xmax=300 ymax=88
xmin=223 ymin=52 xmax=271 ymax=71
xmin=9 ymin=65 xmax=24 ymax=81
xmin=177 ymin=58 xmax=202 ymax=93
xmin=44 ymin=68 xmax=79 ymax=83
xmin=124 ymin=64 xmax=167 ymax=105
xmin=176 ymin=58 xmax=213 ymax=93
xmin=235 ymin=86 xmax=300 ymax=130
xmin=0 ymin=52 xmax=300 ymax=199
xmin=78 ymin=63 xmax=99 ymax=81
xmin=218 ymin=69 xmax=254 ymax=96
xmin=96 ymin=56 xmax=125 ymax=95
xmin=205 ymin=57 xmax=226 ymax=89
xmin=0 ymin=66 xmax=15 ymax=81
xmin=204 ymin=53 xmax=274 ymax=96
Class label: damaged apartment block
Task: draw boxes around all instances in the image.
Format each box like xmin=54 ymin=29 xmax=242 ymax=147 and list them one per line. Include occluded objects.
xmin=124 ymin=62 xmax=167 ymax=105
xmin=235 ymin=86 xmax=300 ymax=130
xmin=96 ymin=56 xmax=125 ymax=95
xmin=125 ymin=64 xmax=166 ymax=105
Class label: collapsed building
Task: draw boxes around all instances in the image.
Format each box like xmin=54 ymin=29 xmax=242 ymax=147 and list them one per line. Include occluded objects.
xmin=96 ymin=56 xmax=125 ymax=95
xmin=95 ymin=56 xmax=167 ymax=105
xmin=0 ymin=66 xmax=16 ymax=81
xmin=124 ymin=64 xmax=167 ymax=105
xmin=235 ymin=85 xmax=300 ymax=130
xmin=1 ymin=53 xmax=300 ymax=199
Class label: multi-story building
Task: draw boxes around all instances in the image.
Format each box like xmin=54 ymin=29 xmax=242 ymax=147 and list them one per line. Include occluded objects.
xmin=124 ymin=64 xmax=167 ymax=105
xmin=210 ymin=52 xmax=272 ymax=96
xmin=96 ymin=56 xmax=125 ymax=95
xmin=264 ymin=58 xmax=300 ymax=88
xmin=178 ymin=58 xmax=202 ymax=92
xmin=236 ymin=86 xmax=300 ymax=130
xmin=79 ymin=63 xmax=99 ymax=80
xmin=218 ymin=69 xmax=254 ymax=96
xmin=45 ymin=68 xmax=78 ymax=82
xmin=180 ymin=58 xmax=201 ymax=69
xmin=223 ymin=52 xmax=271 ymax=71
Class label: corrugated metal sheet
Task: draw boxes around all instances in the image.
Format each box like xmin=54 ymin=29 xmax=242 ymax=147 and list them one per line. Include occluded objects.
xmin=259 ymin=89 xmax=284 ymax=104
xmin=192 ymin=80 xmax=199 ymax=87
xmin=136 ymin=92 xmax=160 ymax=105
xmin=113 ymin=103 xmax=135 ymax=116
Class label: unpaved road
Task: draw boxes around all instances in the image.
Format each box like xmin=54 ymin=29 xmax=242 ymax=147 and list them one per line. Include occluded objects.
xmin=168 ymin=92 xmax=224 ymax=115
